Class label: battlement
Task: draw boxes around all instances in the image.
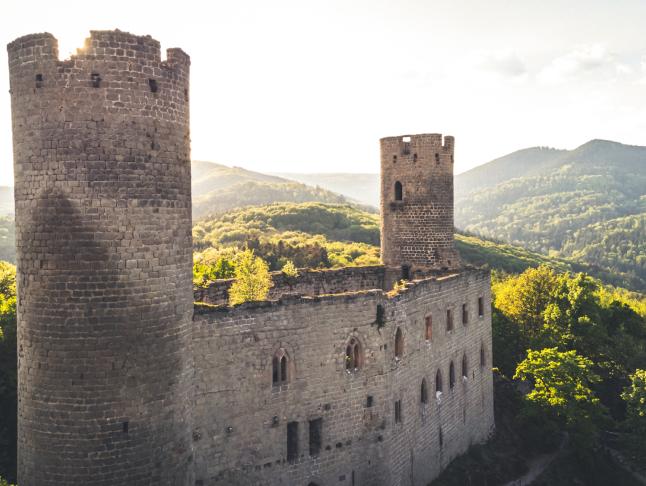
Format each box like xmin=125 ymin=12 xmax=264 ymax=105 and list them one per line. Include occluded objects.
xmin=380 ymin=133 xmax=454 ymax=155
xmin=7 ymin=30 xmax=189 ymax=69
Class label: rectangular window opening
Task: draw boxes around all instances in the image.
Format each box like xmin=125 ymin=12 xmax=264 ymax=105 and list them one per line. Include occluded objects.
xmin=366 ymin=395 xmax=374 ymax=408
xmin=462 ymin=304 xmax=468 ymax=325
xmin=309 ymin=418 xmax=322 ymax=457
xmin=394 ymin=400 xmax=402 ymax=423
xmin=287 ymin=421 xmax=299 ymax=463
xmin=478 ymin=297 xmax=484 ymax=317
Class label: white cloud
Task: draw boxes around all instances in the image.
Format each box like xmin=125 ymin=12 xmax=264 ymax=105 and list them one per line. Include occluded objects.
xmin=538 ymin=45 xmax=615 ymax=84
xmin=477 ymin=50 xmax=528 ymax=79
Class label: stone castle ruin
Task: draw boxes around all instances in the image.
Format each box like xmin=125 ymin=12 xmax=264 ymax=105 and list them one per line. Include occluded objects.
xmin=7 ymin=30 xmax=494 ymax=486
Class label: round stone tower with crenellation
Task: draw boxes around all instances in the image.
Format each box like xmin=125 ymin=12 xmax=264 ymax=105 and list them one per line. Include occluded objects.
xmin=380 ymin=133 xmax=461 ymax=277
xmin=7 ymin=30 xmax=194 ymax=485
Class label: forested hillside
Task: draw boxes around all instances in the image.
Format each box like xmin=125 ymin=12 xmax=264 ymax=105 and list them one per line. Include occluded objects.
xmin=455 ymin=140 xmax=646 ymax=290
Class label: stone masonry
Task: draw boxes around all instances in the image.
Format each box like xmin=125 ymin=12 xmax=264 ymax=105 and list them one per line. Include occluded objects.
xmin=8 ymin=30 xmax=494 ymax=486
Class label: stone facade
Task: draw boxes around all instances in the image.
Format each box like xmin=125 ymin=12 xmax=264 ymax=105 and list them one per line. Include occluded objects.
xmin=9 ymin=30 xmax=494 ymax=486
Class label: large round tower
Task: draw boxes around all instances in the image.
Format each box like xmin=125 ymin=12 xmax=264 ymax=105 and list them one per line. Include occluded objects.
xmin=380 ymin=133 xmax=461 ymax=277
xmin=7 ymin=31 xmax=193 ymax=485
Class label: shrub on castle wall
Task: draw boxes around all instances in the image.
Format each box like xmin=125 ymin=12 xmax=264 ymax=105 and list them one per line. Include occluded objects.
xmin=229 ymin=250 xmax=273 ymax=305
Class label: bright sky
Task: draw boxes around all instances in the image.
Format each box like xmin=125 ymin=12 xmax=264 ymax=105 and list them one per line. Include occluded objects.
xmin=1 ymin=0 xmax=645 ymax=187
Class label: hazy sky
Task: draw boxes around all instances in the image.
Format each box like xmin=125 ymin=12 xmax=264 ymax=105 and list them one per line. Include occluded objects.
xmin=1 ymin=0 xmax=645 ymax=186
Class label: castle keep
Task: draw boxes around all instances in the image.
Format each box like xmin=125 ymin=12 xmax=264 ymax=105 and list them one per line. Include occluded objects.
xmin=8 ymin=31 xmax=494 ymax=486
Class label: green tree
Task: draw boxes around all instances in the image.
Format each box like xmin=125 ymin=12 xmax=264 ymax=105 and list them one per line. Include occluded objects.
xmin=514 ymin=347 xmax=604 ymax=445
xmin=0 ymin=261 xmax=17 ymax=481
xmin=621 ymin=369 xmax=646 ymax=449
xmin=228 ymin=250 xmax=273 ymax=305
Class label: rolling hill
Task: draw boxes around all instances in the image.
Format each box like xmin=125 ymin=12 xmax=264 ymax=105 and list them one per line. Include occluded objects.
xmin=454 ymin=139 xmax=646 ymax=290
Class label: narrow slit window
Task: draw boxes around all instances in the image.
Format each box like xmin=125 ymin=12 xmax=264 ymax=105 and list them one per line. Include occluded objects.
xmin=393 ymin=155 xmax=397 ymax=163
xmin=413 ymin=153 xmax=417 ymax=162
xmin=35 ymin=74 xmax=43 ymax=88
xmin=478 ymin=297 xmax=484 ymax=317
xmin=394 ymin=400 xmax=402 ymax=423
xmin=394 ymin=327 xmax=403 ymax=359
xmin=421 ymin=379 xmax=428 ymax=404
xmin=272 ymin=349 xmax=289 ymax=385
xmin=394 ymin=181 xmax=403 ymax=201
xmin=91 ymin=73 xmax=101 ymax=88
xmin=446 ymin=309 xmax=453 ymax=332
xmin=480 ymin=345 xmax=486 ymax=368
xmin=462 ymin=304 xmax=468 ymax=325
xmin=449 ymin=361 xmax=455 ymax=389
xmin=435 ymin=369 xmax=443 ymax=393
xmin=462 ymin=354 xmax=468 ymax=379
xmin=435 ymin=153 xmax=440 ymax=163
xmin=148 ymin=79 xmax=158 ymax=93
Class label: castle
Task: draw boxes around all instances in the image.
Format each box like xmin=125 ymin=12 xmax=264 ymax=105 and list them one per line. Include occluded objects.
xmin=7 ymin=31 xmax=494 ymax=486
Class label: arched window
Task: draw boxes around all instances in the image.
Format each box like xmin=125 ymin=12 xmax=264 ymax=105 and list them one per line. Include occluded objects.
xmin=449 ymin=361 xmax=455 ymax=389
xmin=446 ymin=309 xmax=453 ymax=332
xmin=435 ymin=369 xmax=443 ymax=393
xmin=462 ymin=354 xmax=468 ymax=379
xmin=394 ymin=181 xmax=403 ymax=201
xmin=394 ymin=327 xmax=404 ymax=359
xmin=272 ymin=349 xmax=289 ymax=385
xmin=421 ymin=378 xmax=428 ymax=404
xmin=480 ymin=344 xmax=486 ymax=368
xmin=425 ymin=315 xmax=432 ymax=341
xmin=345 ymin=337 xmax=363 ymax=371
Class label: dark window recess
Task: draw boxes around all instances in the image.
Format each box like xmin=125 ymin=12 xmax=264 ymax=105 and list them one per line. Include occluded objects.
xmin=425 ymin=315 xmax=432 ymax=340
xmin=309 ymin=418 xmax=322 ymax=456
xmin=462 ymin=354 xmax=468 ymax=378
xmin=366 ymin=395 xmax=374 ymax=408
xmin=394 ymin=181 xmax=403 ymax=201
xmin=91 ymin=73 xmax=101 ymax=88
xmin=481 ymin=345 xmax=486 ymax=367
xmin=413 ymin=153 xmax=417 ymax=162
xmin=287 ymin=421 xmax=299 ymax=463
xmin=280 ymin=356 xmax=287 ymax=382
xmin=394 ymin=400 xmax=402 ymax=423
xmin=122 ymin=421 xmax=129 ymax=433
xmin=345 ymin=337 xmax=362 ymax=371
xmin=148 ymin=79 xmax=158 ymax=93
xmin=436 ymin=369 xmax=443 ymax=393
xmin=449 ymin=362 xmax=455 ymax=389
xmin=393 ymin=155 xmax=397 ymax=163
xmin=184 ymin=87 xmax=189 ymax=101
xmin=439 ymin=428 xmax=443 ymax=447
xmin=272 ymin=350 xmax=289 ymax=385
xmin=35 ymin=74 xmax=43 ymax=88
xmin=435 ymin=153 xmax=440 ymax=163
xmin=402 ymin=137 xmax=411 ymax=155
xmin=421 ymin=379 xmax=428 ymax=404
xmin=478 ymin=297 xmax=484 ymax=317
xmin=462 ymin=304 xmax=468 ymax=325
xmin=394 ymin=327 xmax=403 ymax=359
xmin=446 ymin=309 xmax=453 ymax=331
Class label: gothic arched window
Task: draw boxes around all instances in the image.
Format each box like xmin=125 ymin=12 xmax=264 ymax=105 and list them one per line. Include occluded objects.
xmin=345 ymin=337 xmax=363 ymax=372
xmin=394 ymin=181 xmax=403 ymax=201
xmin=272 ymin=348 xmax=289 ymax=385
xmin=395 ymin=327 xmax=404 ymax=359
xmin=449 ymin=361 xmax=456 ymax=389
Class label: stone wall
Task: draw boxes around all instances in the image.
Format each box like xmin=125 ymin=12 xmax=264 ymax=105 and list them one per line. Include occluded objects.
xmin=194 ymin=265 xmax=389 ymax=305
xmin=192 ymin=268 xmax=494 ymax=486
xmin=380 ymin=134 xmax=461 ymax=274
xmin=8 ymin=31 xmax=194 ymax=485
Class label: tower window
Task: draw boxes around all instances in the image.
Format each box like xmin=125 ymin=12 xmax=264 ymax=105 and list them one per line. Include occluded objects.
xmin=394 ymin=327 xmax=403 ymax=359
xmin=425 ymin=315 xmax=432 ymax=341
xmin=35 ymin=74 xmax=43 ymax=88
xmin=287 ymin=421 xmax=299 ymax=463
xmin=345 ymin=337 xmax=363 ymax=372
xmin=435 ymin=369 xmax=443 ymax=393
xmin=462 ymin=354 xmax=468 ymax=379
xmin=402 ymin=136 xmax=411 ymax=155
xmin=446 ymin=309 xmax=453 ymax=332
xmin=478 ymin=297 xmax=484 ymax=317
xmin=272 ymin=348 xmax=289 ymax=385
xmin=309 ymin=418 xmax=322 ymax=457
xmin=449 ymin=361 xmax=455 ymax=389
xmin=366 ymin=395 xmax=374 ymax=408
xmin=480 ymin=345 xmax=486 ymax=368
xmin=413 ymin=153 xmax=417 ymax=162
xmin=91 ymin=73 xmax=101 ymax=88
xmin=421 ymin=378 xmax=428 ymax=404
xmin=393 ymin=155 xmax=397 ymax=163
xmin=435 ymin=153 xmax=440 ymax=163
xmin=148 ymin=79 xmax=158 ymax=93
xmin=394 ymin=181 xmax=403 ymax=201
xmin=462 ymin=304 xmax=468 ymax=325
